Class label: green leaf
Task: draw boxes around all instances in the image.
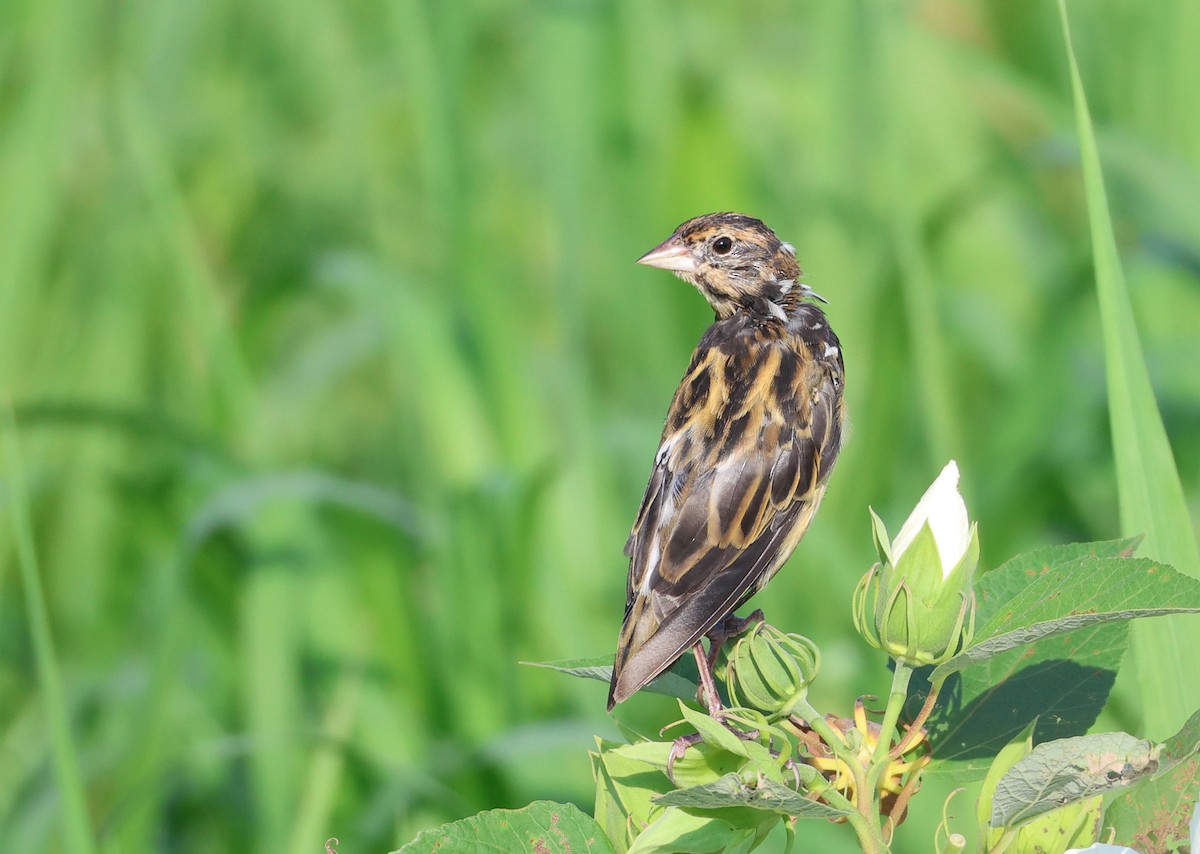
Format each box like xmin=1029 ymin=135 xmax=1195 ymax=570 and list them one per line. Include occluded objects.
xmin=930 ymin=557 xmax=1200 ymax=683
xmin=1059 ymin=0 xmax=1200 ymax=739
xmin=1080 ymin=707 xmax=1200 ymax=851
xmin=591 ymin=754 xmax=628 ymax=853
xmin=392 ymin=800 xmax=615 ymax=853
xmin=976 ymin=722 xmax=1036 ymax=847
xmin=654 ymin=773 xmax=850 ymax=820
xmin=1103 ymin=754 xmax=1200 ymax=853
xmin=923 ymin=621 xmax=1126 ymax=782
xmin=523 ymin=656 xmax=699 ymax=702
xmin=923 ymin=549 xmax=1200 ymax=779
xmin=611 ymin=740 xmax=745 ymax=790
xmin=989 ymin=732 xmax=1158 ymax=829
xmin=677 ymin=703 xmax=751 ymax=758
xmin=976 ymin=723 xmax=1104 ymax=851
xmin=980 ymin=537 xmax=1143 ymax=583
xmin=591 ymin=738 xmax=671 ymax=852
xmin=1158 ymin=707 xmax=1200 ymax=770
xmin=923 ymin=545 xmax=1139 ymax=780
xmin=624 ymin=807 xmax=763 ymax=854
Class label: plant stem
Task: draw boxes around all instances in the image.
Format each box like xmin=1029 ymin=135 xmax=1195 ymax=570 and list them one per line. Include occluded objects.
xmin=809 ymin=778 xmax=887 ymax=854
xmin=846 ymin=804 xmax=889 ymax=854
xmin=790 ymin=701 xmax=890 ymax=853
xmin=869 ymin=662 xmax=912 ymax=773
xmin=790 ymin=700 xmax=844 ymax=761
xmin=988 ymin=827 xmax=1017 ymax=854
xmin=855 ymin=660 xmax=913 ymax=838
xmin=891 ymin=678 xmax=940 ymax=759
xmin=3 ymin=410 xmax=98 ymax=854
xmin=937 ymin=831 xmax=968 ymax=854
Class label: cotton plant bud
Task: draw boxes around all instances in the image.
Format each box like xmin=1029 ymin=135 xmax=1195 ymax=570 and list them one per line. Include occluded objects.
xmin=853 ymin=461 xmax=979 ymax=667
xmin=725 ymin=622 xmax=820 ymax=720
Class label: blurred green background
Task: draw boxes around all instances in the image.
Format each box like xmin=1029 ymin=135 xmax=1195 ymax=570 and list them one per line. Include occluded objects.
xmin=2 ymin=0 xmax=1199 ymax=850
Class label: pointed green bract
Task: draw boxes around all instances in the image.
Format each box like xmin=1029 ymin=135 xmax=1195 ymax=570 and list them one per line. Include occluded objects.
xmin=977 ymin=722 xmax=1036 ymax=848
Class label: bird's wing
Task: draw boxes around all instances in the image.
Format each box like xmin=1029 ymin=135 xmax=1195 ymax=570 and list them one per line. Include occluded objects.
xmin=608 ymin=325 xmax=843 ymax=707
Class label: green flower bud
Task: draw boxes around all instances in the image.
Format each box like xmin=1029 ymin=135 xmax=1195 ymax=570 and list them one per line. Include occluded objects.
xmin=853 ymin=461 xmax=979 ymax=666
xmin=725 ymin=622 xmax=819 ymax=720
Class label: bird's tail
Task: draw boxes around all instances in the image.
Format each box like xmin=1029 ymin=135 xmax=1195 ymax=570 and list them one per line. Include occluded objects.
xmin=606 ymin=597 xmax=661 ymax=710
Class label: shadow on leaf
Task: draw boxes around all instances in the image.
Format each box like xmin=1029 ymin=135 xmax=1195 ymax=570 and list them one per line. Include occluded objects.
xmin=914 ymin=656 xmax=1119 ymax=780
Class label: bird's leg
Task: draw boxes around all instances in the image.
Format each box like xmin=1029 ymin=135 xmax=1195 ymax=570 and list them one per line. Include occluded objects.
xmin=692 ymin=643 xmax=724 ymax=716
xmin=705 ymin=609 xmax=765 ymax=671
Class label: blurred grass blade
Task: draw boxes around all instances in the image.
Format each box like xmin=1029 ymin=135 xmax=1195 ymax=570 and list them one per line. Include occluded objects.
xmin=1 ymin=411 xmax=97 ymax=853
xmin=884 ymin=7 xmax=962 ymax=462
xmin=287 ymin=666 xmax=364 ymax=853
xmin=1059 ymin=0 xmax=1200 ymax=739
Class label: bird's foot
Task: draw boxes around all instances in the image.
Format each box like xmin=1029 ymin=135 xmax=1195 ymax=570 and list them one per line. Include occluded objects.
xmin=667 ymin=720 xmax=762 ymax=784
xmin=783 ymin=757 xmax=804 ymax=789
xmin=666 ymin=732 xmax=704 ymax=784
xmin=702 ymin=609 xmax=767 ymax=691
xmin=705 ymin=609 xmax=765 ymax=670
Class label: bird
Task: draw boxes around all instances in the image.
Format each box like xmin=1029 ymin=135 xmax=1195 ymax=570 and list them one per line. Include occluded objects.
xmin=607 ymin=212 xmax=846 ymax=712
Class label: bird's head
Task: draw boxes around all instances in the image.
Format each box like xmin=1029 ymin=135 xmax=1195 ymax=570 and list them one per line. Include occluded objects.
xmin=636 ymin=212 xmax=805 ymax=319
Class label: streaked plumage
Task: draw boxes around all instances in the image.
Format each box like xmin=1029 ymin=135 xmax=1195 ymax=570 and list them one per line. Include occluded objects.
xmin=608 ymin=213 xmax=845 ymax=710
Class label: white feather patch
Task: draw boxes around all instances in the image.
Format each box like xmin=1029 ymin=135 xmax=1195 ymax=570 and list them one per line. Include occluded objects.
xmin=640 ymin=540 xmax=661 ymax=595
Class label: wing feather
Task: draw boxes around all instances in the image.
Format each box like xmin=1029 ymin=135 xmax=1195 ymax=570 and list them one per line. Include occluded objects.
xmin=608 ymin=318 xmax=844 ymax=708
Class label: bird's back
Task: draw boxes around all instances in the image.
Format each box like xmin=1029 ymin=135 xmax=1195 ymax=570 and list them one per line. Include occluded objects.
xmin=608 ymin=302 xmax=844 ymax=708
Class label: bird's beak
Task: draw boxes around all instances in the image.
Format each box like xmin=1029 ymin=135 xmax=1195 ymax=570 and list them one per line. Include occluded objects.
xmin=636 ymin=235 xmax=697 ymax=273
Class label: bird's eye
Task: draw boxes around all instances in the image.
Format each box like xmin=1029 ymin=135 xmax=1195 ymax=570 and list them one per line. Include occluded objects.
xmin=712 ymin=236 xmax=733 ymax=255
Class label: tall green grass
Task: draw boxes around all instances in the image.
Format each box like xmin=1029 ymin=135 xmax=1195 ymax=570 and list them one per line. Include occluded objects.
xmin=1 ymin=1 xmax=1198 ymax=851
xmin=2 ymin=415 xmax=96 ymax=853
xmin=1059 ymin=0 xmax=1200 ymax=740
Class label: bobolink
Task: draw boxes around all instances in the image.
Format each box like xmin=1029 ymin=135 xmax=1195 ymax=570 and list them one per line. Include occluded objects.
xmin=608 ymin=212 xmax=846 ymax=711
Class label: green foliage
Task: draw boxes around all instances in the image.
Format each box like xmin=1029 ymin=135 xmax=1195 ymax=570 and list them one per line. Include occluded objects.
xmin=524 ymin=540 xmax=1200 ymax=853
xmin=923 ymin=539 xmax=1166 ymax=780
xmin=988 ymin=731 xmax=1156 ymax=827
xmin=975 ymin=724 xmax=1103 ymax=854
xmin=1098 ymin=710 xmax=1200 ymax=849
xmin=524 ymin=657 xmax=699 ymax=702
xmin=1059 ymin=0 xmax=1200 ymax=740
xmin=1 ymin=419 xmax=96 ymax=853
xmin=588 ymin=708 xmax=800 ymax=853
xmin=1105 ymin=756 xmax=1200 ymax=852
xmin=930 ymin=556 xmax=1200 ymax=682
xmin=392 ymin=801 xmax=613 ymax=854
xmin=654 ymin=775 xmax=848 ymax=820
xmin=3 ymin=0 xmax=1200 ymax=851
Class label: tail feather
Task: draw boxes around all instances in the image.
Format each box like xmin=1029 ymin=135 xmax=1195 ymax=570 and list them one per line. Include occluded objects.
xmin=608 ymin=501 xmax=808 ymax=709
xmin=607 ymin=597 xmax=661 ymax=710
xmin=608 ymin=564 xmax=747 ymax=708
